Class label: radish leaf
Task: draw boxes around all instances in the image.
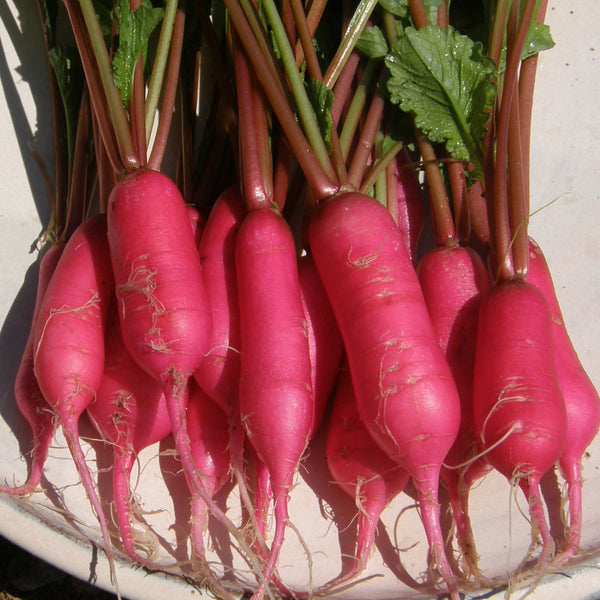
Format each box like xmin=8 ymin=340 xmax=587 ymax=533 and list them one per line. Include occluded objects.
xmin=356 ymin=25 xmax=388 ymax=58
xmin=306 ymin=78 xmax=334 ymax=153
xmin=113 ymin=0 xmax=164 ymax=106
xmin=385 ymin=24 xmax=496 ymax=175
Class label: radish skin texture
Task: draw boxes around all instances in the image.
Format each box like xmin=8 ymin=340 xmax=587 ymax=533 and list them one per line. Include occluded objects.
xmin=309 ymin=192 xmax=461 ymax=599
xmin=32 ymin=214 xmax=118 ymax=590
xmin=236 ymin=207 xmax=313 ymax=600
xmin=417 ymin=245 xmax=491 ymax=581
xmin=107 ymin=169 xmax=252 ymax=594
xmin=326 ymin=362 xmax=409 ymax=589
xmin=527 ymin=238 xmax=600 ymax=560
xmin=106 ymin=169 xmax=212 ymax=379
xmin=298 ymin=254 xmax=344 ymax=437
xmin=472 ymin=280 xmax=567 ymax=569
xmin=1 ymin=242 xmax=65 ymax=495
xmin=87 ymin=303 xmax=172 ymax=567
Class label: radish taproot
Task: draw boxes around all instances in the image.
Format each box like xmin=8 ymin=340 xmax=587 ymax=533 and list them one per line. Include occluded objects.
xmin=87 ymin=301 xmax=172 ymax=567
xmin=472 ymin=280 xmax=567 ymax=572
xmin=1 ymin=242 xmax=65 ymax=496
xmin=309 ymin=192 xmax=461 ymax=600
xmin=325 ymin=360 xmax=409 ymax=590
xmin=32 ymin=214 xmax=118 ymax=590
xmin=236 ymin=206 xmax=313 ymax=600
xmin=106 ymin=168 xmax=259 ymax=592
xmin=417 ymin=244 xmax=492 ymax=582
xmin=526 ymin=238 xmax=600 ymax=561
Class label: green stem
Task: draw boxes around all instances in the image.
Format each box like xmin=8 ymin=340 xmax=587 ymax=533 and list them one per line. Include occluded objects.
xmin=145 ymin=0 xmax=179 ymax=141
xmin=338 ymin=60 xmax=379 ymax=161
xmin=223 ymin=0 xmax=339 ymax=201
xmin=148 ymin=4 xmax=186 ymax=171
xmin=78 ymin=0 xmax=138 ymax=169
xmin=260 ymin=0 xmax=336 ymax=181
xmin=362 ymin=138 xmax=403 ymax=200
xmin=323 ymin=0 xmax=379 ymax=89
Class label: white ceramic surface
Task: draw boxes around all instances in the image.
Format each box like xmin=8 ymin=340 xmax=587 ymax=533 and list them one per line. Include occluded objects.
xmin=1 ymin=1 xmax=599 ymax=599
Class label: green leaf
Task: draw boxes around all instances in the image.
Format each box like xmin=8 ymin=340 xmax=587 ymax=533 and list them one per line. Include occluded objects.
xmin=356 ymin=25 xmax=388 ymax=59
xmin=305 ymin=78 xmax=334 ymax=153
xmin=498 ymin=22 xmax=555 ymax=73
xmin=113 ymin=0 xmax=164 ymax=106
xmin=385 ymin=24 xmax=496 ymax=174
xmin=48 ymin=45 xmax=84 ymax=175
xmin=378 ymin=0 xmax=409 ymax=18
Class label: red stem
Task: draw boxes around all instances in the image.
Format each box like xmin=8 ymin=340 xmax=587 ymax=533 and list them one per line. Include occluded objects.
xmin=347 ymin=88 xmax=384 ymax=189
xmin=232 ymin=31 xmax=273 ymax=211
xmin=223 ymin=0 xmax=339 ymax=201
xmin=63 ymin=0 xmax=123 ymax=173
xmin=492 ymin=0 xmax=537 ymax=281
xmin=148 ymin=4 xmax=186 ymax=171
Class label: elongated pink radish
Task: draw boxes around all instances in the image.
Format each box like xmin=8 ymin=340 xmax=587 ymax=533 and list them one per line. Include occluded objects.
xmin=417 ymin=245 xmax=492 ymax=582
xmin=298 ymin=253 xmax=344 ymax=437
xmin=394 ymin=147 xmax=425 ymax=264
xmin=186 ymin=379 xmax=231 ymax=564
xmin=31 ymin=214 xmax=118 ymax=591
xmin=2 ymin=242 xmax=64 ymax=496
xmin=236 ymin=207 xmax=313 ymax=600
xmin=472 ymin=280 xmax=567 ymax=572
xmin=325 ymin=361 xmax=409 ymax=590
xmin=526 ymin=238 xmax=600 ymax=561
xmin=309 ymin=193 xmax=461 ymax=600
xmin=194 ymin=185 xmax=245 ymax=412
xmin=87 ymin=302 xmax=172 ymax=567
xmin=106 ymin=168 xmax=257 ymax=591
xmin=191 ymin=185 xmax=259 ymax=545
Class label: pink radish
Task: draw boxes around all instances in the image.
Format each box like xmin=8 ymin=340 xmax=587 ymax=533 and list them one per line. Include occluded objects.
xmin=309 ymin=192 xmax=461 ymax=600
xmin=194 ymin=185 xmax=245 ymax=413
xmin=106 ymin=168 xmax=256 ymax=595
xmin=472 ymin=279 xmax=567 ymax=572
xmin=2 ymin=242 xmax=64 ymax=496
xmin=32 ymin=214 xmax=118 ymax=590
xmin=417 ymin=244 xmax=492 ymax=581
xmin=186 ymin=379 xmax=231 ymax=563
xmin=325 ymin=361 xmax=409 ymax=590
xmin=298 ymin=253 xmax=344 ymax=437
xmin=87 ymin=302 xmax=172 ymax=567
xmin=236 ymin=207 xmax=313 ymax=600
xmin=526 ymin=238 xmax=600 ymax=561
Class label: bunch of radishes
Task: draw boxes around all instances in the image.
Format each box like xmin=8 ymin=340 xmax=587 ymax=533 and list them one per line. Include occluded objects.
xmin=2 ymin=1 xmax=599 ymax=599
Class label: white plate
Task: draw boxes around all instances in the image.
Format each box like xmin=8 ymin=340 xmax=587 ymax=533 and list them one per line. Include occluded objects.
xmin=1 ymin=2 xmax=600 ymax=599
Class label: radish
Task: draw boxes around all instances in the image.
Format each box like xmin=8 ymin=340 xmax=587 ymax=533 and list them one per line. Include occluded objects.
xmin=325 ymin=361 xmax=409 ymax=590
xmin=298 ymin=253 xmax=344 ymax=437
xmin=472 ymin=280 xmax=567 ymax=572
xmin=1 ymin=242 xmax=65 ymax=496
xmin=87 ymin=301 xmax=173 ymax=568
xmin=526 ymin=238 xmax=600 ymax=561
xmin=417 ymin=244 xmax=492 ymax=582
xmin=106 ymin=168 xmax=259 ymax=592
xmin=309 ymin=192 xmax=461 ymax=600
xmin=236 ymin=206 xmax=314 ymax=600
xmin=32 ymin=214 xmax=118 ymax=590
xmin=186 ymin=379 xmax=231 ymax=593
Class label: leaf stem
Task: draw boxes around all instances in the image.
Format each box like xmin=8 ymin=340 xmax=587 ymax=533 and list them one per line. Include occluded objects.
xmin=145 ymin=0 xmax=179 ymax=140
xmin=148 ymin=4 xmax=186 ymax=171
xmin=223 ymin=0 xmax=339 ymax=201
xmin=78 ymin=0 xmax=138 ymax=169
xmin=260 ymin=0 xmax=336 ymax=181
xmin=323 ymin=0 xmax=379 ymax=89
